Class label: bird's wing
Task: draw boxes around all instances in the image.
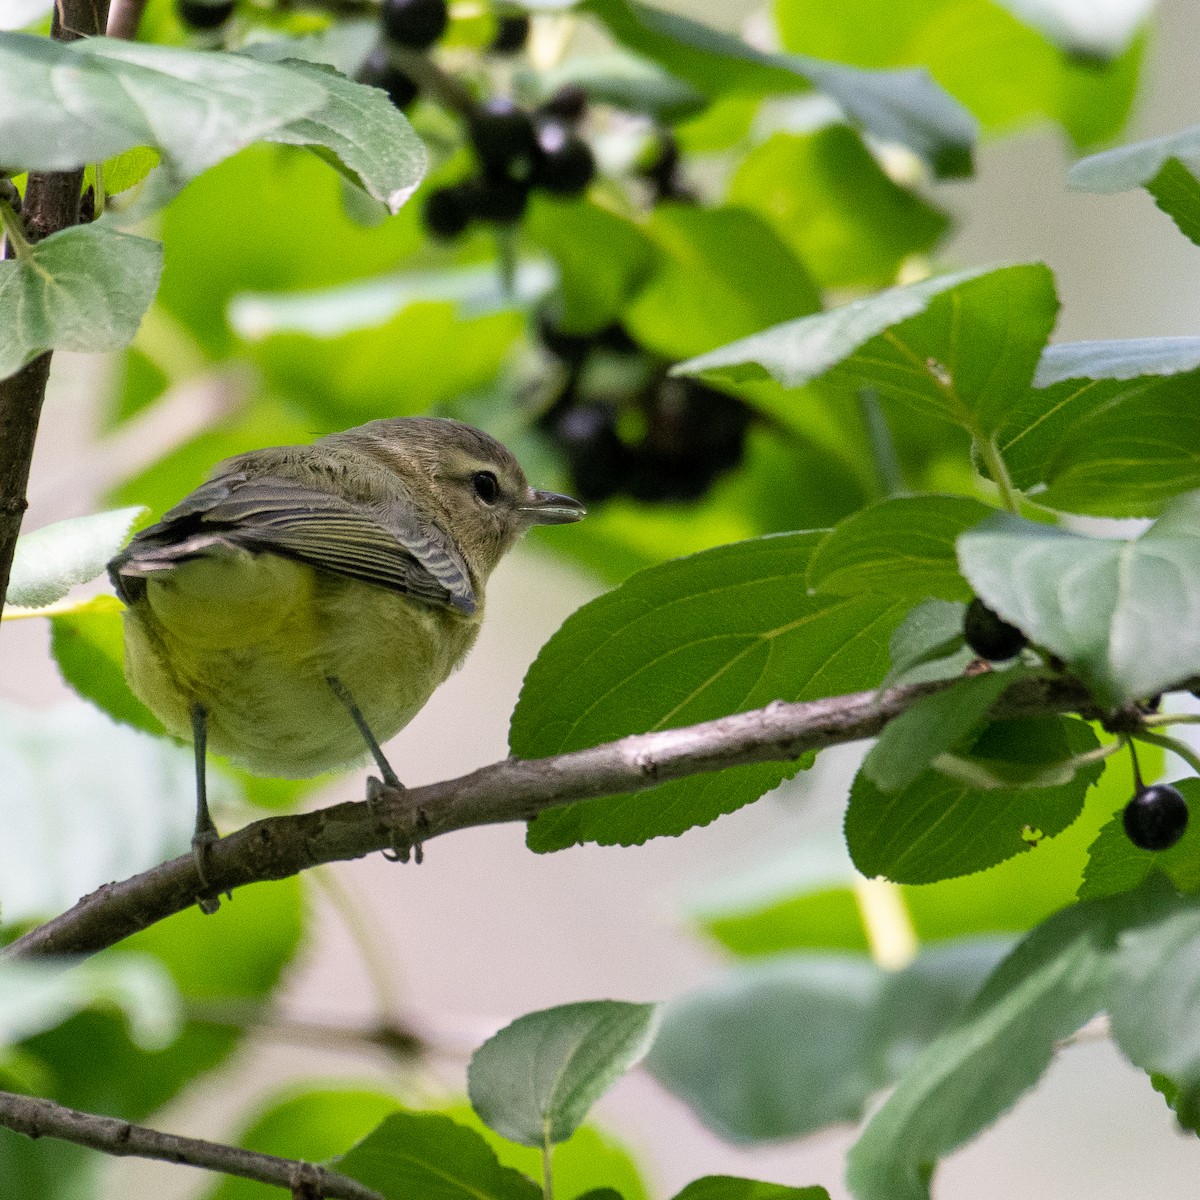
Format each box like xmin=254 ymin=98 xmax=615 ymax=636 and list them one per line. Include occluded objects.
xmin=109 ymin=473 xmax=476 ymax=615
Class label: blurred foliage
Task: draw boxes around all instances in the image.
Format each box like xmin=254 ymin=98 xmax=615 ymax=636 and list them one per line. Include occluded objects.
xmin=8 ymin=0 xmax=1200 ymax=1197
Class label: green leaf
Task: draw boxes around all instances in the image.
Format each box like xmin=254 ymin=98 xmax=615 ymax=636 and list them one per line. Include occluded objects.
xmin=624 ymin=205 xmax=821 ymax=360
xmin=0 ymin=956 xmax=179 ymax=1051
xmin=1145 ymin=157 xmax=1200 ymax=246
xmin=6 ymin=507 xmax=143 ymax=608
xmin=999 ymin=345 xmax=1200 ymax=516
xmin=807 ymin=495 xmax=991 ymax=601
xmin=582 ymin=0 xmax=976 ymax=177
xmin=647 ymin=940 xmax=1008 ymax=1141
xmin=862 ymin=669 xmax=1017 ymax=794
xmin=1070 ymin=127 xmax=1200 ymax=245
xmin=845 ymin=878 xmax=1200 ymax=1199
xmin=511 ymin=533 xmax=909 ymax=850
xmin=468 ymin=1001 xmax=660 ymax=1147
xmin=844 ymin=888 xmax=1122 ymax=1200
xmin=678 ymin=265 xmax=1057 ymax=443
xmin=957 ymin=495 xmax=1200 ymax=705
xmin=727 ymin=127 xmax=950 ymax=290
xmin=882 ymin=598 xmax=971 ymax=688
xmin=243 ymin=56 xmax=427 ymax=213
xmin=51 ymin=602 xmax=166 ymax=736
xmin=671 ymin=1179 xmax=829 ymax=1200
xmin=774 ymin=0 xmax=1143 ymax=149
xmin=207 ymin=1088 xmax=401 ymax=1200
xmin=694 ymin=741 xmax=1153 ymax=955
xmin=524 ymin=196 xmax=655 ymax=335
xmin=849 ymin=717 xmax=1104 ymax=883
xmin=1079 ymin=777 xmax=1200 ymax=901
xmin=337 ymin=1111 xmax=543 ymax=1200
xmin=0 ymin=224 xmax=163 ymax=380
xmin=0 ymin=34 xmax=425 ymax=212
xmin=443 ymin=1105 xmax=648 ymax=1200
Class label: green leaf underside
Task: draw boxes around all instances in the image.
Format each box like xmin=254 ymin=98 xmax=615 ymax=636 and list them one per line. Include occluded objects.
xmin=883 ymin=598 xmax=971 ymax=688
xmin=1069 ymin=124 xmax=1200 ymax=195
xmin=808 ymin=495 xmax=992 ymax=601
xmin=337 ymin=1111 xmax=542 ymax=1200
xmin=1033 ymin=337 xmax=1200 ymax=386
xmin=957 ymin=494 xmax=1200 ymax=705
xmin=467 ymin=1001 xmax=661 ymax=1146
xmin=727 ymin=127 xmax=950 ymax=290
xmin=581 ymin=0 xmax=976 ymax=177
xmin=845 ymin=878 xmax=1200 ymax=1200
xmin=0 ymin=225 xmax=163 ymax=380
xmin=511 ymin=533 xmax=910 ymax=849
xmin=678 ymin=265 xmax=1058 ymax=444
xmin=7 ymin=507 xmax=143 ymax=608
xmin=0 ymin=33 xmax=424 ymax=212
xmin=1080 ymin=778 xmax=1200 ymax=901
xmin=849 ymin=717 xmax=1104 ymax=884
xmin=647 ymin=939 xmax=1009 ymax=1142
xmin=862 ymin=669 xmax=1019 ymax=794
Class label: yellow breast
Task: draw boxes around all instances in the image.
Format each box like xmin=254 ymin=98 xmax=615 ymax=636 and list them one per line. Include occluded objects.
xmin=122 ymin=544 xmax=480 ymax=778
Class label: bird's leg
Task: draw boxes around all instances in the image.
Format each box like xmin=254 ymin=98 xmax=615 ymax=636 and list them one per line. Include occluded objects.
xmin=326 ymin=675 xmax=417 ymax=863
xmin=191 ymin=704 xmax=222 ymax=915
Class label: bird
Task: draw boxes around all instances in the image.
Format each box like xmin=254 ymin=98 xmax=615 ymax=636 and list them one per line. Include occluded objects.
xmin=108 ymin=416 xmax=585 ymax=907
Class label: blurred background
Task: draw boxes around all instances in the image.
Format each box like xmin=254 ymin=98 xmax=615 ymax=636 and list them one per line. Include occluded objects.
xmin=5 ymin=0 xmax=1200 ymax=1195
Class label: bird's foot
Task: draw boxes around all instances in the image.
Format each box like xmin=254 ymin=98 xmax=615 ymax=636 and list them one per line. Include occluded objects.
xmin=191 ymin=826 xmax=223 ymax=915
xmin=366 ymin=775 xmax=428 ymax=864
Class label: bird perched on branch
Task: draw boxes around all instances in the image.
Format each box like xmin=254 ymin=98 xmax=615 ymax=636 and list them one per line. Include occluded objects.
xmin=108 ymin=417 xmax=584 ymax=908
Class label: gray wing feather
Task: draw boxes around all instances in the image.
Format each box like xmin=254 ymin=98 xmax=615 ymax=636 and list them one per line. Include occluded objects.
xmin=110 ymin=473 xmax=476 ymax=615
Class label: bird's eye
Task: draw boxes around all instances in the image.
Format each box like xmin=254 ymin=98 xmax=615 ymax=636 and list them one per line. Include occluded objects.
xmin=472 ymin=470 xmax=500 ymax=504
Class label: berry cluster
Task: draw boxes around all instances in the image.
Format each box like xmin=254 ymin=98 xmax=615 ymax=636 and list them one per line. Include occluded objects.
xmin=539 ymin=319 xmax=752 ymax=505
xmin=424 ymin=86 xmax=595 ymax=238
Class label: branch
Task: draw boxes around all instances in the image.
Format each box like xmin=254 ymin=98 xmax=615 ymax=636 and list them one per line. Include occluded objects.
xmin=0 ymin=1090 xmax=383 ymax=1200
xmin=8 ymin=671 xmax=1101 ymax=961
xmin=0 ymin=0 xmax=113 ymax=624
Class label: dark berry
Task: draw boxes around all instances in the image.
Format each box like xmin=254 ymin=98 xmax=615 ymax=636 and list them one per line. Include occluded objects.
xmin=556 ymin=403 xmax=633 ymax=503
xmin=471 ymin=172 xmax=529 ymax=224
xmin=531 ymin=121 xmax=595 ymax=196
xmin=178 ymin=0 xmax=234 ymax=28
xmin=380 ymin=0 xmax=447 ymax=50
xmin=540 ymin=84 xmax=588 ymax=125
xmin=423 ymin=184 xmax=475 ymax=239
xmin=537 ymin=311 xmax=592 ymax=365
xmin=470 ymin=98 xmax=539 ymax=176
xmin=963 ymin=598 xmax=1028 ymax=661
xmin=1123 ymin=783 xmax=1189 ymax=851
xmin=594 ymin=322 xmax=639 ymax=355
xmin=490 ymin=13 xmax=530 ymax=54
xmin=358 ymin=47 xmax=420 ymax=110
xmin=626 ymin=451 xmax=713 ymax=503
xmin=650 ymin=377 xmax=752 ymax=472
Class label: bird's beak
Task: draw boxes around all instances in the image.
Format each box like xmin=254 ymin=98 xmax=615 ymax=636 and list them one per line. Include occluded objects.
xmin=522 ymin=489 xmax=587 ymax=525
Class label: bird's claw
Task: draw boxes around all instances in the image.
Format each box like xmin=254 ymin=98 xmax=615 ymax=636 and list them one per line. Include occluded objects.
xmin=366 ymin=775 xmax=427 ymax=864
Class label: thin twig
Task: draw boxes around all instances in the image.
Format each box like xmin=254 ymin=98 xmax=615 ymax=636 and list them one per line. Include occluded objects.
xmin=0 ymin=1091 xmax=383 ymax=1200
xmin=6 ymin=670 xmax=1121 ymax=961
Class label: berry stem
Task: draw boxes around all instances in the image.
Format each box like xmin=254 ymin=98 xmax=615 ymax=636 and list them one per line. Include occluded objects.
xmin=1134 ymin=729 xmax=1200 ymax=779
xmin=384 ymin=45 xmax=476 ymax=117
xmin=0 ymin=197 xmax=34 ymax=264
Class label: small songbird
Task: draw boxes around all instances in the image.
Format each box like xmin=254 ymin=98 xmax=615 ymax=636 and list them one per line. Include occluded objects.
xmin=108 ymin=417 xmax=584 ymax=903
